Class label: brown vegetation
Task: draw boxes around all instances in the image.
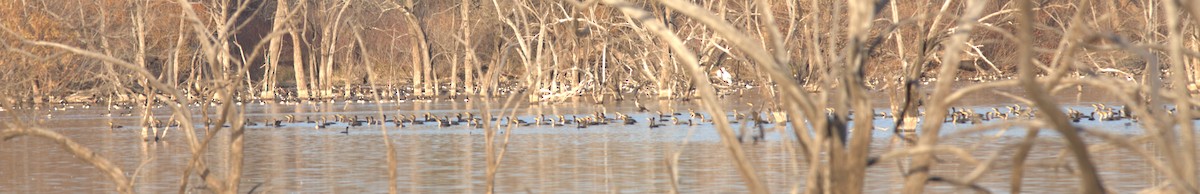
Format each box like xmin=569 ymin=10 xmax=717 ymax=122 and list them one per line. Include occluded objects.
xmin=1 ymin=0 xmax=1199 ymax=193
xmin=1 ymin=0 xmax=1198 ymax=102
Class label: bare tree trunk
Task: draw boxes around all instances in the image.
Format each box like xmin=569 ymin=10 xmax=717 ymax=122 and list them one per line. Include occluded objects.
xmin=170 ymin=7 xmax=189 ymax=88
xmin=97 ymin=7 xmax=125 ymax=100
xmin=1192 ymin=37 xmax=1200 ymax=92
xmin=401 ymin=1 xmax=432 ymax=97
xmin=303 ymin=2 xmax=319 ymax=99
xmin=532 ymin=17 xmax=549 ymax=102
xmin=291 ymin=28 xmax=309 ymax=99
xmin=262 ymin=0 xmax=290 ymax=100
xmin=131 ymin=0 xmax=156 ymax=140
xmin=450 ymin=53 xmax=459 ymax=97
xmin=460 ymin=0 xmax=475 ymax=95
xmin=319 ymin=0 xmax=353 ymax=98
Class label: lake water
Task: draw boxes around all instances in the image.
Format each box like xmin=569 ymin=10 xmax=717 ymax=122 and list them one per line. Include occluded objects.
xmin=2 ymin=89 xmax=1196 ymax=193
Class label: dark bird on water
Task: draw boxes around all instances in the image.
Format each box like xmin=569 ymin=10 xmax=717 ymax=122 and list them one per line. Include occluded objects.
xmin=648 ymin=118 xmax=666 ymax=128
xmin=439 ymin=116 xmax=457 ymax=127
xmin=623 ymin=117 xmax=638 ymax=125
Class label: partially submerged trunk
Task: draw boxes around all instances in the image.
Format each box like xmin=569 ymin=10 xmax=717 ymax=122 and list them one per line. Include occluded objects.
xmin=291 ymin=28 xmax=309 ymax=99
xmin=132 ymin=0 xmax=157 ymax=140
xmin=402 ymin=1 xmax=431 ymax=97
xmin=262 ymin=0 xmax=289 ymax=100
xmin=409 ymin=46 xmax=422 ymax=96
xmin=318 ymin=0 xmax=352 ymax=98
xmin=460 ymin=0 xmax=476 ymax=95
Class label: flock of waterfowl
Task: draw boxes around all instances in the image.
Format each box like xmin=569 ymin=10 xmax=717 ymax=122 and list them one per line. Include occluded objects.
xmin=106 ymin=102 xmax=1195 ymax=137
xmin=9 ymin=92 xmax=1198 ymax=137
xmin=940 ymin=103 xmax=1200 ymax=126
xmin=238 ymin=107 xmax=784 ymax=135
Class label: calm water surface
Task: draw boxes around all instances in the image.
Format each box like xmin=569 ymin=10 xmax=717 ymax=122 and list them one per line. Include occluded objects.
xmin=2 ymin=89 xmax=1196 ymax=193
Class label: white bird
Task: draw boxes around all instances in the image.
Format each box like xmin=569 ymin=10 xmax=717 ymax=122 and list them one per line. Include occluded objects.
xmin=714 ymin=67 xmax=733 ymax=85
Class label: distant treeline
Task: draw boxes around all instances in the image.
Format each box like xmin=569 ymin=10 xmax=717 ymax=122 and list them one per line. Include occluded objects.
xmin=1 ymin=0 xmax=1197 ymax=103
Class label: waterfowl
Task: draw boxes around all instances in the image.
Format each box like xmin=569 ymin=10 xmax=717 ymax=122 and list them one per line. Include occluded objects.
xmin=1120 ymin=105 xmax=1133 ymax=119
xmin=340 ymin=127 xmax=349 ymax=134
xmin=622 ymin=115 xmax=638 ymax=125
xmin=321 ymin=117 xmax=335 ymax=126
xmin=517 ymin=117 xmax=532 ymax=127
xmin=594 ymin=116 xmax=610 ymax=125
xmin=955 ymin=111 xmax=971 ymax=124
xmin=456 ymin=113 xmax=468 ymax=123
xmin=498 ymin=117 xmax=510 ymax=128
xmin=648 ymin=117 xmax=665 ymax=128
xmin=656 ymin=111 xmax=672 ymax=122
xmin=577 ymin=119 xmax=589 ymax=128
xmin=411 ymin=114 xmax=425 ymax=125
xmin=1102 ymin=107 xmax=1121 ymax=121
xmin=557 ymin=115 xmax=571 ymax=124
xmin=441 ymin=116 xmax=458 ymax=127
xmin=635 ymin=100 xmax=649 ymax=112
xmin=108 ymin=121 xmax=123 ymax=130
xmin=688 ymin=109 xmax=701 ymax=119
xmin=596 ymin=112 xmax=609 ymax=123
xmin=1067 ymin=108 xmax=1083 ymax=122
xmin=549 ymin=118 xmax=564 ymax=127
xmin=469 ymin=118 xmax=484 ymax=128
xmin=510 ymin=117 xmax=528 ymax=125
xmin=967 ymin=111 xmax=983 ymax=124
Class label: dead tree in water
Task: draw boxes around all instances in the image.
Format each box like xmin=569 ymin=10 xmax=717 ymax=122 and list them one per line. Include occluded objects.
xmin=261 ymin=0 xmax=291 ymax=100
xmin=289 ymin=12 xmax=310 ymax=99
xmin=400 ymin=0 xmax=433 ymax=97
xmin=316 ymin=0 xmax=352 ymax=98
xmin=459 ymin=0 xmax=478 ymax=95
